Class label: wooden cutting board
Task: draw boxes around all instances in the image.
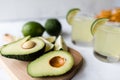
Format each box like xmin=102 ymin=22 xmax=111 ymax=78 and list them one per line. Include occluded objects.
xmin=0 ymin=47 xmax=83 ymax=80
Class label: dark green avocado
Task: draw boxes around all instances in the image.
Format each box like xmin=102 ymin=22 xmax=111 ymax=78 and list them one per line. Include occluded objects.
xmin=0 ymin=36 xmax=45 ymax=61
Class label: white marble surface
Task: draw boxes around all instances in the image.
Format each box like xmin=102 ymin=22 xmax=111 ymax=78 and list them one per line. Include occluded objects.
xmin=0 ymin=19 xmax=120 ymax=80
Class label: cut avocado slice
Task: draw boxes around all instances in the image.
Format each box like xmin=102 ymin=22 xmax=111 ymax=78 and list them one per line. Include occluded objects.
xmin=0 ymin=36 xmax=45 ymax=61
xmin=39 ymin=37 xmax=54 ymax=53
xmin=54 ymin=35 xmax=68 ymax=51
xmin=27 ymin=50 xmax=74 ymax=77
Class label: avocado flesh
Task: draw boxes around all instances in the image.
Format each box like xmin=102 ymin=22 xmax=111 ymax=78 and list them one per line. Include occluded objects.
xmin=27 ymin=51 xmax=74 ymax=77
xmin=0 ymin=36 xmax=45 ymax=61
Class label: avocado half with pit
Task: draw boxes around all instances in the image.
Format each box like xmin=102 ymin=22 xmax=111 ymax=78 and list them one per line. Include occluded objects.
xmin=0 ymin=36 xmax=45 ymax=61
xmin=27 ymin=50 xmax=74 ymax=77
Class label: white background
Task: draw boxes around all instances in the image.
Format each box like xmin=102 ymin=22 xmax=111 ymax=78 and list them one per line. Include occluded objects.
xmin=0 ymin=0 xmax=119 ymax=21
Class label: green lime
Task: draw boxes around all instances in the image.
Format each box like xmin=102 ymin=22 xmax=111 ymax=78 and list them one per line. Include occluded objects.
xmin=22 ymin=21 xmax=45 ymax=37
xmin=45 ymin=36 xmax=56 ymax=43
xmin=54 ymin=35 xmax=68 ymax=51
xmin=66 ymin=8 xmax=80 ymax=25
xmin=91 ymin=18 xmax=109 ymax=35
xmin=45 ymin=18 xmax=62 ymax=36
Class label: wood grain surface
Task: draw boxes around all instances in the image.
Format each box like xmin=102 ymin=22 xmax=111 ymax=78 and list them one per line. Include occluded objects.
xmin=0 ymin=47 xmax=83 ymax=80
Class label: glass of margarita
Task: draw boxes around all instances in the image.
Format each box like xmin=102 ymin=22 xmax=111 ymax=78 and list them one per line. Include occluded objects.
xmin=94 ymin=23 xmax=120 ymax=62
xmin=71 ymin=14 xmax=95 ymax=46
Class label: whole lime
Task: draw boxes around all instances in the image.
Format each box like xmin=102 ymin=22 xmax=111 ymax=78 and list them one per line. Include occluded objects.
xmin=45 ymin=19 xmax=62 ymax=36
xmin=22 ymin=21 xmax=45 ymax=37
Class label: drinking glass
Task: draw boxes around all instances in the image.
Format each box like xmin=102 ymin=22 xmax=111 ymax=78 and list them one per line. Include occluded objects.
xmin=71 ymin=13 xmax=95 ymax=46
xmin=94 ymin=23 xmax=120 ymax=62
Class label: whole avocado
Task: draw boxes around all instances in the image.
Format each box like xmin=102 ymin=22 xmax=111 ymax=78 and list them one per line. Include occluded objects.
xmin=45 ymin=18 xmax=62 ymax=36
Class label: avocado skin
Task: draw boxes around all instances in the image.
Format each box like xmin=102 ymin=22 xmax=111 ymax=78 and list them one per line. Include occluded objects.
xmin=1 ymin=44 xmax=46 ymax=61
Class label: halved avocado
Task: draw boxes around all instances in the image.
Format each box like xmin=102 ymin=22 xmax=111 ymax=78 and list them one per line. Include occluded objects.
xmin=39 ymin=37 xmax=54 ymax=53
xmin=54 ymin=35 xmax=68 ymax=51
xmin=27 ymin=50 xmax=74 ymax=77
xmin=0 ymin=36 xmax=45 ymax=61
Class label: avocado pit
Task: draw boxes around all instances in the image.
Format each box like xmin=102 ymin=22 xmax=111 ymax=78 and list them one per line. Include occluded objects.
xmin=49 ymin=56 xmax=65 ymax=68
xmin=22 ymin=41 xmax=36 ymax=49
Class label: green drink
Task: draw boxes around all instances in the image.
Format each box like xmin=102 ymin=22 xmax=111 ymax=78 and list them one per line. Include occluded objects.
xmin=94 ymin=23 xmax=120 ymax=62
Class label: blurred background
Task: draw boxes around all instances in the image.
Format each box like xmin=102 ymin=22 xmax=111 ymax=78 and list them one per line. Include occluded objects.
xmin=0 ymin=0 xmax=120 ymax=21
